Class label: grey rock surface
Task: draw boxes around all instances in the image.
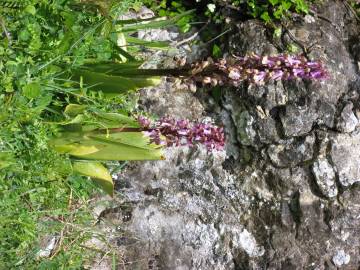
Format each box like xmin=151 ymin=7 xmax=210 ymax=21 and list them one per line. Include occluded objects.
xmin=312 ymin=158 xmax=337 ymax=198
xmin=336 ymin=102 xmax=359 ymax=133
xmin=330 ymin=131 xmax=360 ymax=187
xmin=95 ymin=1 xmax=360 ymax=269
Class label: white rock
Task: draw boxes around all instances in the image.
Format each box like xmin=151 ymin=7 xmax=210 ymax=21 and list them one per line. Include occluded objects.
xmin=236 ymin=229 xmax=265 ymax=257
xmin=304 ymin=15 xmax=316 ymax=23
xmin=37 ymin=236 xmax=57 ymax=258
xmin=312 ymin=158 xmax=337 ymax=198
xmin=332 ymin=250 xmax=350 ymax=266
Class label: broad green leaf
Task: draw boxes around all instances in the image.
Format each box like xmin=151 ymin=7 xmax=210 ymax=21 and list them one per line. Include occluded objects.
xmin=94 ymin=112 xmax=140 ymax=128
xmin=78 ymin=133 xmax=164 ymax=160
xmin=117 ymin=32 xmax=127 ymax=62
xmin=114 ymin=45 xmax=137 ymax=62
xmin=72 ymin=161 xmax=113 ymax=196
xmin=50 ymin=131 xmax=164 ymax=161
xmin=125 ymin=36 xmax=169 ymax=50
xmin=64 ymin=104 xmax=87 ymax=117
xmin=83 ymin=61 xmax=142 ymax=71
xmin=72 ymin=69 xmax=137 ymax=93
xmin=82 ymin=61 xmax=143 ymax=73
xmin=130 ymin=76 xmax=162 ymax=88
xmin=53 ymin=143 xmax=101 ymax=156
xmin=23 ymin=82 xmax=41 ymax=99
xmin=72 ymin=69 xmax=161 ymax=96
xmin=25 ymin=5 xmax=36 ymax=15
xmin=57 ymin=111 xmax=139 ymax=132
xmin=82 ymin=63 xmax=182 ymax=77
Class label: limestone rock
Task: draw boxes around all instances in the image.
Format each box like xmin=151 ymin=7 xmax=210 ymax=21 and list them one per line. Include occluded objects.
xmin=332 ymin=250 xmax=350 ymax=267
xmin=312 ymin=158 xmax=337 ymax=198
xmin=330 ymin=131 xmax=360 ymax=187
xmin=267 ymin=134 xmax=315 ymax=168
xmin=336 ymin=103 xmax=358 ymax=133
xmin=280 ymin=105 xmax=317 ymax=137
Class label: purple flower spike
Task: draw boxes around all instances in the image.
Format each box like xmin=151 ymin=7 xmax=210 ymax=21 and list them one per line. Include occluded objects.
xmin=138 ymin=115 xmax=151 ymax=128
xmin=192 ymin=53 xmax=328 ymax=86
xmin=138 ymin=116 xmax=225 ymax=151
xmin=271 ymin=70 xmax=284 ymax=81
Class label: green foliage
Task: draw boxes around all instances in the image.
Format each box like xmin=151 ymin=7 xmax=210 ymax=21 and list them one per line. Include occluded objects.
xmin=142 ymin=0 xmax=194 ymax=32
xmin=229 ymin=0 xmax=310 ymax=24
xmin=154 ymin=0 xmax=311 ymax=28
xmin=71 ymin=64 xmax=162 ymax=97
xmin=350 ymin=0 xmax=360 ymax=16
xmin=253 ymin=0 xmax=308 ymax=23
xmin=0 ymin=0 xmax=190 ymax=267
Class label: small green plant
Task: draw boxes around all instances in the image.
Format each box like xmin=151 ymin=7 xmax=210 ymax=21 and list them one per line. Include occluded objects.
xmin=142 ymin=0 xmax=194 ymax=32
xmin=246 ymin=0 xmax=309 ymax=24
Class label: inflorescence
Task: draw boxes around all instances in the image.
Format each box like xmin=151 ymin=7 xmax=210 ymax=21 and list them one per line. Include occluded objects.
xmin=191 ymin=53 xmax=328 ymax=86
xmin=138 ymin=116 xmax=225 ymax=151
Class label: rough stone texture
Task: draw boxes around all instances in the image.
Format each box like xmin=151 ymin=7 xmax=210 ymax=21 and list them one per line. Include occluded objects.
xmin=330 ymin=131 xmax=360 ymax=187
xmin=267 ymin=134 xmax=315 ymax=168
xmin=336 ymin=102 xmax=359 ymax=133
xmin=93 ymin=1 xmax=360 ymax=269
xmin=312 ymin=158 xmax=337 ymax=198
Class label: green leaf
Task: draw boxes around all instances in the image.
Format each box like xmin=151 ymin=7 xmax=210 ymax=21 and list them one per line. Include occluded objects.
xmin=94 ymin=112 xmax=140 ymax=128
xmin=273 ymin=7 xmax=284 ymax=19
xmin=83 ymin=133 xmax=163 ymax=160
xmin=25 ymin=5 xmax=36 ymax=15
xmin=116 ymin=32 xmax=128 ymax=61
xmin=72 ymin=161 xmax=113 ymax=196
xmin=281 ymin=2 xmax=292 ymax=11
xmin=50 ymin=131 xmax=164 ymax=161
xmin=71 ymin=69 xmax=161 ymax=96
xmin=22 ymin=82 xmax=41 ymax=99
xmin=82 ymin=61 xmax=143 ymax=73
xmin=269 ymin=0 xmax=279 ymax=6
xmin=260 ymin=11 xmax=271 ymax=23
xmin=64 ymin=104 xmax=87 ymax=117
xmin=212 ymin=44 xmax=222 ymax=58
xmin=125 ymin=36 xmax=170 ymax=50
xmin=53 ymin=144 xmax=101 ymax=156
